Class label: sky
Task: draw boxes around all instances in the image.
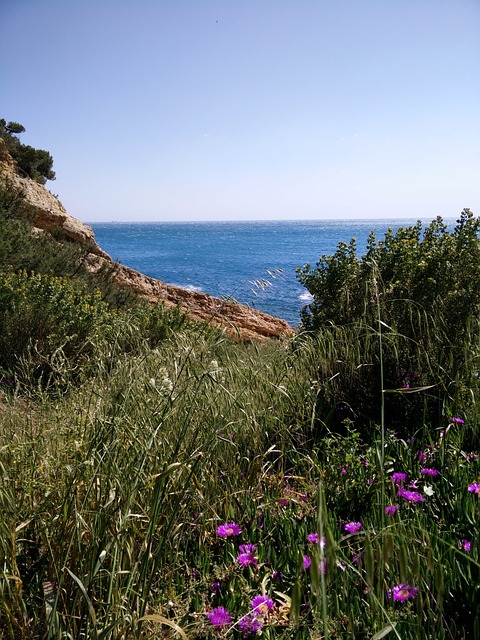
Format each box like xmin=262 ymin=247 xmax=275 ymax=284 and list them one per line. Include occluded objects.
xmin=1 ymin=0 xmax=479 ymax=222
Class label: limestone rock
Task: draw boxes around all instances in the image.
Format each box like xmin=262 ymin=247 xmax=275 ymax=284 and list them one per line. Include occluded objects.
xmin=0 ymin=138 xmax=109 ymax=257
xmin=84 ymin=254 xmax=295 ymax=341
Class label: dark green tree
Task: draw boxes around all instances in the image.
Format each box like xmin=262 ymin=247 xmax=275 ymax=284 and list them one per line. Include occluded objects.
xmin=0 ymin=118 xmax=55 ymax=184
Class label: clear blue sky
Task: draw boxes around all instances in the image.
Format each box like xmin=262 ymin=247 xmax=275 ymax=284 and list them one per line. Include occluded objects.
xmin=1 ymin=0 xmax=479 ymax=222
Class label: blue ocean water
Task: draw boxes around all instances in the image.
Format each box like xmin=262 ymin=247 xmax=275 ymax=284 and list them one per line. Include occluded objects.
xmin=90 ymin=219 xmax=449 ymax=327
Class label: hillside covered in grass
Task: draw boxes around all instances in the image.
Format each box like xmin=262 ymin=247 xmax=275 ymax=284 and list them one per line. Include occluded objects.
xmin=1 ymin=128 xmax=480 ymax=639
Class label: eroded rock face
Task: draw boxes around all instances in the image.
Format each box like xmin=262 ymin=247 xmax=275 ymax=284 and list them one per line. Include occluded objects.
xmin=0 ymin=138 xmax=295 ymax=341
xmin=0 ymin=138 xmax=109 ymax=257
xmin=84 ymin=254 xmax=296 ymax=341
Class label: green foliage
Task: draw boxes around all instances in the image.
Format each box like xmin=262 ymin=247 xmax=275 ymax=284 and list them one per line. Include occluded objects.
xmin=0 ymin=182 xmax=140 ymax=310
xmin=1 ymin=326 xmax=479 ymax=639
xmin=297 ymin=209 xmax=480 ymax=337
xmin=0 ymin=270 xmax=111 ymax=387
xmin=0 ymin=118 xmax=55 ymax=184
xmin=296 ymin=209 xmax=480 ymax=435
xmin=0 ymin=184 xmax=187 ymax=391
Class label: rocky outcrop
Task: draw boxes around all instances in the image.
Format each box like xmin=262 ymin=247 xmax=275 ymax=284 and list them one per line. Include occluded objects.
xmin=0 ymin=138 xmax=295 ymax=341
xmin=0 ymin=138 xmax=109 ymax=257
xmin=84 ymin=253 xmax=295 ymax=341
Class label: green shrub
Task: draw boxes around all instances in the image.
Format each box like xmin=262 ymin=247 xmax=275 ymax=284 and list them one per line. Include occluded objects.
xmin=296 ymin=210 xmax=480 ymax=436
xmin=0 ymin=270 xmax=112 ymax=388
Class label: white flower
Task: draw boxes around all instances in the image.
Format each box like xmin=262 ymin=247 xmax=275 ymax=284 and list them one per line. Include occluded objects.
xmin=423 ymin=485 xmax=434 ymax=496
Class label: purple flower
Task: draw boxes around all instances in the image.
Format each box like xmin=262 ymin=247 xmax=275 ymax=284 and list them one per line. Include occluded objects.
xmin=468 ymin=483 xmax=480 ymax=495
xmin=421 ymin=468 xmax=440 ymax=477
xmin=450 ymin=417 xmax=465 ymax=425
xmin=391 ymin=472 xmax=408 ymax=485
xmin=462 ymin=539 xmax=471 ymax=552
xmin=344 ymin=521 xmax=363 ymax=533
xmin=216 ymin=522 xmax=242 ymax=537
xmin=398 ymin=487 xmax=425 ymax=503
xmin=211 ymin=580 xmax=221 ymax=594
xmin=237 ymin=614 xmax=263 ymax=637
xmin=303 ymin=554 xmax=326 ymax=573
xmin=272 ymin=570 xmax=282 ymax=583
xmin=307 ymin=533 xmax=326 ymax=547
xmin=417 ymin=450 xmax=429 ymax=463
xmin=385 ymin=505 xmax=398 ymax=517
xmin=206 ymin=606 xmax=232 ymax=628
xmin=251 ymin=595 xmax=274 ymax=616
xmin=388 ymin=584 xmax=419 ymax=602
xmin=237 ymin=544 xmax=258 ymax=567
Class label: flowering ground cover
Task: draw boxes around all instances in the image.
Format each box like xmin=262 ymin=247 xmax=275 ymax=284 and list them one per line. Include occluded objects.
xmin=2 ymin=333 xmax=478 ymax=639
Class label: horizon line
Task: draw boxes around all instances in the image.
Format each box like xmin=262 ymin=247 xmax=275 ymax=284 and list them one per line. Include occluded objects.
xmin=87 ymin=215 xmax=458 ymax=225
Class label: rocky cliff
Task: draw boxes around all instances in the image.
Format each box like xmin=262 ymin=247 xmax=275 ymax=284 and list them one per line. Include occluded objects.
xmin=0 ymin=138 xmax=295 ymax=341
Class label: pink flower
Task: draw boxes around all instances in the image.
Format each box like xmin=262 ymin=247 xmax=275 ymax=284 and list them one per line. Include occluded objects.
xmin=251 ymin=595 xmax=274 ymax=616
xmin=450 ymin=417 xmax=465 ymax=424
xmin=307 ymin=533 xmax=326 ymax=547
xmin=420 ymin=468 xmax=440 ymax=477
xmin=237 ymin=544 xmax=258 ymax=567
xmin=462 ymin=539 xmax=471 ymax=552
xmin=238 ymin=614 xmax=263 ymax=636
xmin=206 ymin=606 xmax=232 ymax=628
xmin=216 ymin=522 xmax=242 ymax=537
xmin=385 ymin=505 xmax=398 ymax=516
xmin=398 ymin=487 xmax=425 ymax=503
xmin=391 ymin=472 xmax=408 ymax=485
xmin=468 ymin=483 xmax=480 ymax=495
xmin=388 ymin=584 xmax=419 ymax=602
xmin=303 ymin=554 xmax=326 ymax=573
xmin=417 ymin=450 xmax=429 ymax=463
xmin=344 ymin=521 xmax=363 ymax=533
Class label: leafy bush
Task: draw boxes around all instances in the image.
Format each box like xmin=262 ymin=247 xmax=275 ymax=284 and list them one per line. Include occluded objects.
xmin=0 ymin=270 xmax=112 ymax=388
xmin=296 ymin=209 xmax=480 ymax=436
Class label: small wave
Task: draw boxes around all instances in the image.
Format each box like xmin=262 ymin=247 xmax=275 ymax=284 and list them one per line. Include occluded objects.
xmin=299 ymin=292 xmax=314 ymax=302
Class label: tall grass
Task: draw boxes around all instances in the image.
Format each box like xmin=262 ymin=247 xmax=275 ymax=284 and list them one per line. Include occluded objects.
xmin=1 ymin=308 xmax=480 ymax=638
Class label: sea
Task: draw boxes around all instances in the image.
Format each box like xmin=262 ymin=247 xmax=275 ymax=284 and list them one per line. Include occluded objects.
xmin=90 ymin=218 xmax=453 ymax=328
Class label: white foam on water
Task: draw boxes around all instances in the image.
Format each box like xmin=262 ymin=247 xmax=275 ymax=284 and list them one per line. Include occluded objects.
xmin=299 ymin=291 xmax=314 ymax=302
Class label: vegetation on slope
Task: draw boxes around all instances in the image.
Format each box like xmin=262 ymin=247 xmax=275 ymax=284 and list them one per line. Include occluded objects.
xmin=0 ymin=151 xmax=479 ymax=638
xmin=0 ymin=120 xmax=55 ymax=185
